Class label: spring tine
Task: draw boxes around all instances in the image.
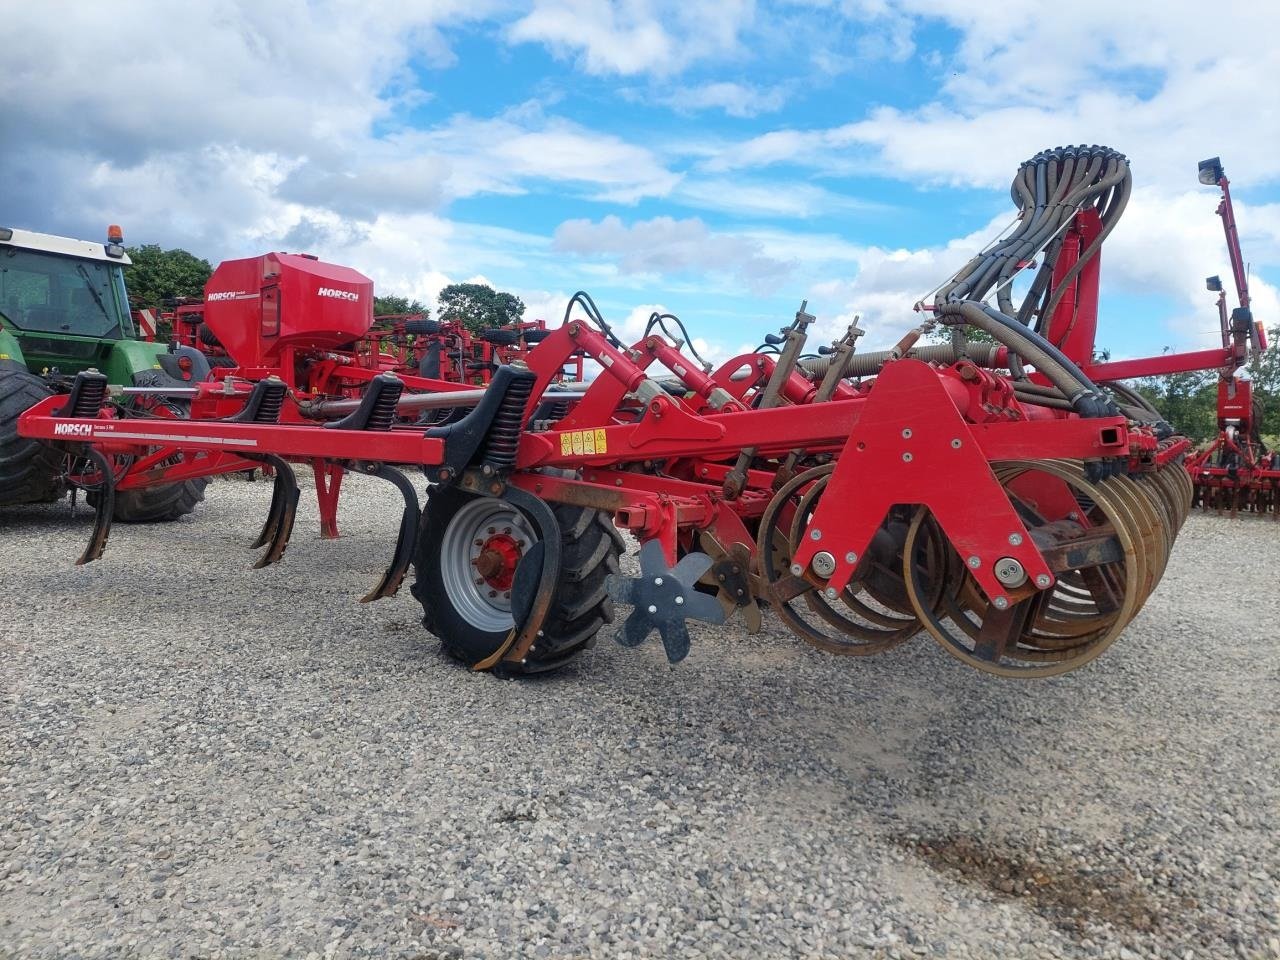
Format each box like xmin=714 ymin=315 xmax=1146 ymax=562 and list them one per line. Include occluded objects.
xmin=75 ymin=448 xmax=115 ymax=566
xmin=354 ymin=463 xmax=421 ymax=602
xmin=251 ymin=462 xmax=290 ymax=549
xmin=253 ymin=456 xmax=298 ymax=568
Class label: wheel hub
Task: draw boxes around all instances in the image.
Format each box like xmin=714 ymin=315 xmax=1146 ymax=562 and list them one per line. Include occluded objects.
xmin=472 ymin=532 xmax=523 ymax=590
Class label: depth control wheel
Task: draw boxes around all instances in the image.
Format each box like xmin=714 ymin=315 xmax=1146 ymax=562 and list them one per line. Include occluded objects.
xmin=440 ymin=495 xmax=536 ymax=635
xmin=412 ymin=484 xmax=622 ymax=674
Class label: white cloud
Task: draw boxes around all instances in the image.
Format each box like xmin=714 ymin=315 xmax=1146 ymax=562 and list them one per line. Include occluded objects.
xmin=659 ymin=81 xmax=787 ymax=118
xmin=4 ymin=0 xmax=1275 ymax=364
xmin=1101 ymin=187 xmax=1280 ymax=349
xmin=552 ymin=215 xmax=794 ymax=294
xmin=281 ymin=108 xmax=682 ymax=215
xmin=508 ymin=0 xmax=754 ymax=76
xmin=675 ymin=178 xmax=887 ymax=218
xmin=797 ymin=187 xmax=1280 ymax=355
xmin=702 ymin=4 xmax=1280 ymax=195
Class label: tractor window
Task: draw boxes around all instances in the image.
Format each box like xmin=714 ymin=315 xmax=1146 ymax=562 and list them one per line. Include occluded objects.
xmin=0 ymin=247 xmax=127 ymax=338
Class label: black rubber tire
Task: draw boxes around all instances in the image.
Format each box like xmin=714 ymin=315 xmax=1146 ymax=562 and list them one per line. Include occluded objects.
xmin=197 ymin=323 xmax=221 ymax=348
xmin=0 ymin=368 xmax=66 ymax=506
xmin=411 ymin=484 xmax=623 ymax=675
xmin=89 ymin=371 xmax=209 ymax=523
xmin=108 ymin=471 xmax=207 ymax=523
xmin=403 ymin=318 xmax=441 ymax=335
xmin=480 ymin=328 xmax=520 ymax=347
xmin=522 ymin=328 xmax=551 ymax=344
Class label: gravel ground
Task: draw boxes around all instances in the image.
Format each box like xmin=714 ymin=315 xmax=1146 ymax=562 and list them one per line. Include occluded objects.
xmin=2 ymin=473 xmax=1278 ymax=960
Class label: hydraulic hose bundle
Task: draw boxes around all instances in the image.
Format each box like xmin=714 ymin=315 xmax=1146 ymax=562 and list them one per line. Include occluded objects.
xmin=933 ymin=145 xmax=1133 ymax=419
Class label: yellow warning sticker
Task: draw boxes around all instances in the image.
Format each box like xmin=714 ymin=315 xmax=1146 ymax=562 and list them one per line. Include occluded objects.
xmin=559 ymin=429 xmax=609 ymax=456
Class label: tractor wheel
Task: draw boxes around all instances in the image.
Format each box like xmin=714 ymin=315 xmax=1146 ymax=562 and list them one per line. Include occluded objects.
xmin=89 ymin=371 xmax=209 ymax=523
xmin=412 ymin=484 xmax=623 ymax=674
xmin=0 ymin=368 xmax=66 ymax=505
xmin=108 ymin=471 xmax=207 ymax=523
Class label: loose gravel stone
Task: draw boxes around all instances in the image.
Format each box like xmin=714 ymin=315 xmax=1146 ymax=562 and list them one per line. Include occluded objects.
xmin=1 ymin=475 xmax=1277 ymax=958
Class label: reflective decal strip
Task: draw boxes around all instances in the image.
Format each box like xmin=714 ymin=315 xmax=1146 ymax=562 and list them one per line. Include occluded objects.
xmin=101 ymin=431 xmax=259 ymax=447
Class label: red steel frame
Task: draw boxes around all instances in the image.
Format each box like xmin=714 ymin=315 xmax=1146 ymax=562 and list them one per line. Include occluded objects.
xmin=20 ymin=313 xmax=1152 ymax=603
xmin=18 ymin=193 xmax=1216 ymax=675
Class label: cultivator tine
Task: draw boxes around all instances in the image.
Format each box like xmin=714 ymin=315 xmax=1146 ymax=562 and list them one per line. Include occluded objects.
xmin=251 ymin=455 xmax=299 ymax=568
xmin=350 ymin=463 xmax=421 ymax=602
xmin=75 ymin=448 xmax=115 ymax=566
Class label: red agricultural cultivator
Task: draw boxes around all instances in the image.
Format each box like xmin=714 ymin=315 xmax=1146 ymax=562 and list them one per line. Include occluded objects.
xmin=1183 ymin=158 xmax=1278 ymax=517
xmin=20 ymin=145 xmax=1239 ymax=680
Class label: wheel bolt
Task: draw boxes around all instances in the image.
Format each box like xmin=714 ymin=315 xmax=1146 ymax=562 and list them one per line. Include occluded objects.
xmin=489 ymin=590 xmax=498 ymax=598
xmin=675 ymin=596 xmax=684 ymax=606
xmin=647 ymin=605 xmax=658 ymax=614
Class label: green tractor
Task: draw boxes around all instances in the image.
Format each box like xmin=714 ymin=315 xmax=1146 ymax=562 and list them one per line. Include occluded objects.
xmin=0 ymin=225 xmax=207 ymax=520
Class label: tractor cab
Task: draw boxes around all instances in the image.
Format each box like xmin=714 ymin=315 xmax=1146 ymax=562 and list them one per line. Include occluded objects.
xmin=0 ymin=225 xmax=136 ymax=379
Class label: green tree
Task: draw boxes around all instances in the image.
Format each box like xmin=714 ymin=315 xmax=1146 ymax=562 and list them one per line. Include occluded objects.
xmin=123 ymin=244 xmax=212 ymax=312
xmin=437 ymin=282 xmax=525 ymax=334
xmin=1134 ymin=367 xmax=1217 ymax=441
xmin=1244 ymin=324 xmax=1280 ymax=441
xmin=373 ymin=295 xmax=429 ymax=318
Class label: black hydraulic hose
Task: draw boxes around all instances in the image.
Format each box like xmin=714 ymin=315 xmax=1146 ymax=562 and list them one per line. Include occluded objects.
xmin=1014 ymin=388 xmax=1073 ymax=411
xmin=564 ymin=291 xmax=624 ymax=348
xmin=936 ymin=301 xmax=1117 ymax=417
xmin=935 ymin=146 xmax=1133 ymax=356
xmin=1042 ymin=166 xmax=1132 ymax=330
xmin=1016 ymin=237 xmax=1061 ymax=327
xmin=644 ymin=312 xmax=711 ymax=369
xmin=1103 ymin=379 xmax=1160 ymax=416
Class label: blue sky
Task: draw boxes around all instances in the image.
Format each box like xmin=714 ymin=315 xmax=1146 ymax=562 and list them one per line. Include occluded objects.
xmin=4 ymin=1 xmax=1279 ymax=362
